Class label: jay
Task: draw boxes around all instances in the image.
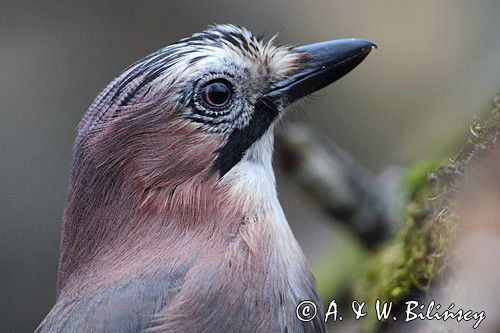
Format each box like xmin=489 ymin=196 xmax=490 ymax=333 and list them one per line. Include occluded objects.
xmin=37 ymin=24 xmax=374 ymax=332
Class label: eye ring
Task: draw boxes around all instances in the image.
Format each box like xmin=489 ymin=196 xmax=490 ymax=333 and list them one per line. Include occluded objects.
xmin=196 ymin=77 xmax=234 ymax=111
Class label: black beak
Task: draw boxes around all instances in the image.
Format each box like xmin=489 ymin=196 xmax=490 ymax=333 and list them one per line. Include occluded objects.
xmin=264 ymin=39 xmax=376 ymax=106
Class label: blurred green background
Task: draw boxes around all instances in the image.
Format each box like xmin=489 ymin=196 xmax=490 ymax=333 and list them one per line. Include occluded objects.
xmin=1 ymin=1 xmax=499 ymax=331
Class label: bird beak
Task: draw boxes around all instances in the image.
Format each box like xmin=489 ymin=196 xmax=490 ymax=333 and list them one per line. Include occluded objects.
xmin=263 ymin=39 xmax=376 ymax=107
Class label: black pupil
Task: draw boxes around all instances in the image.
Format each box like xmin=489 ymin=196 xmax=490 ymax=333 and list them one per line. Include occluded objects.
xmin=202 ymin=81 xmax=231 ymax=107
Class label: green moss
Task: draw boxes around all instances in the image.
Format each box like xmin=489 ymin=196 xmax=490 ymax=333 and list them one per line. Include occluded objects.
xmin=401 ymin=158 xmax=442 ymax=197
xmin=352 ymin=100 xmax=499 ymax=332
xmin=353 ymin=186 xmax=454 ymax=332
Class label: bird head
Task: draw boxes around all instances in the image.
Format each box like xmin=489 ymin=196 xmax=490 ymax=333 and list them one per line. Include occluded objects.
xmin=74 ymin=24 xmax=374 ymax=192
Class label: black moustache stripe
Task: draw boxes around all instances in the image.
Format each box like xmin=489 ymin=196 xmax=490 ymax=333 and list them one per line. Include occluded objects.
xmin=212 ymin=97 xmax=279 ymax=177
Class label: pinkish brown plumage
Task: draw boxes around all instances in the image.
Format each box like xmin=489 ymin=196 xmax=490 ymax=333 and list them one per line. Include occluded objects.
xmin=37 ymin=24 xmax=374 ymax=332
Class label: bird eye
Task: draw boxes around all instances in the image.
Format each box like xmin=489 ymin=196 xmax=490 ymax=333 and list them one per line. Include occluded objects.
xmin=200 ymin=79 xmax=232 ymax=108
